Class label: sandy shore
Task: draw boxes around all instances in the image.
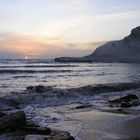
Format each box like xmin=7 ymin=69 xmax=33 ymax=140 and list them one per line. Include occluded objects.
xmin=64 ymin=110 xmax=140 ymax=140
xmin=33 ymin=100 xmax=140 ymax=140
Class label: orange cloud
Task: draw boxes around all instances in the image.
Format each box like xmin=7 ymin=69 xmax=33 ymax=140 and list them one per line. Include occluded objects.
xmin=0 ymin=33 xmax=103 ymax=59
xmin=0 ymin=33 xmax=58 ymax=58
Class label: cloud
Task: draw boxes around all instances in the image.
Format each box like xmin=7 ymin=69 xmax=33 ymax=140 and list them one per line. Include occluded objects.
xmin=0 ymin=33 xmax=104 ymax=59
xmin=0 ymin=51 xmax=24 ymax=59
xmin=43 ymin=10 xmax=140 ymax=30
xmin=52 ymin=0 xmax=90 ymax=11
xmin=38 ymin=10 xmax=140 ymax=43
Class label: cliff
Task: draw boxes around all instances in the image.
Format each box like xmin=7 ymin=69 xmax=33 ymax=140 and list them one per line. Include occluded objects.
xmin=55 ymin=26 xmax=140 ymax=63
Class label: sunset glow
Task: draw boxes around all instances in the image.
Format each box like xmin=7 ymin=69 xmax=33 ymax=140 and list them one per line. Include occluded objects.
xmin=0 ymin=0 xmax=140 ymax=58
xmin=24 ymin=56 xmax=28 ymax=60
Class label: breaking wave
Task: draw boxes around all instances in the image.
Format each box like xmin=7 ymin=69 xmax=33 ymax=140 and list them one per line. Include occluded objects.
xmin=0 ymin=64 xmax=78 ymax=68
xmin=0 ymin=69 xmax=71 ymax=74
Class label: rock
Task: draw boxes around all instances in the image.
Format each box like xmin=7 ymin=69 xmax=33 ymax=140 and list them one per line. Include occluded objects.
xmin=131 ymin=100 xmax=140 ymax=106
xmin=25 ymin=130 xmax=75 ymax=140
xmin=55 ymin=57 xmax=92 ymax=63
xmin=128 ymin=26 xmax=140 ymax=40
xmin=0 ymin=112 xmax=5 ymax=118
xmin=26 ymin=85 xmax=46 ymax=93
xmin=26 ymin=86 xmax=34 ymax=90
xmin=75 ymin=104 xmax=92 ymax=109
xmin=121 ymin=100 xmax=140 ymax=108
xmin=6 ymin=98 xmax=20 ymax=109
xmin=55 ymin=26 xmax=140 ymax=63
xmin=108 ymin=94 xmax=138 ymax=103
xmin=0 ymin=111 xmax=26 ymax=132
xmin=35 ymin=85 xmax=45 ymax=93
xmin=25 ymin=133 xmax=75 ymax=140
xmin=121 ymin=102 xmax=132 ymax=108
xmin=52 ymin=130 xmax=75 ymax=140
xmin=20 ymin=126 xmax=51 ymax=135
xmin=25 ymin=135 xmax=45 ymax=140
xmin=108 ymin=94 xmax=140 ymax=108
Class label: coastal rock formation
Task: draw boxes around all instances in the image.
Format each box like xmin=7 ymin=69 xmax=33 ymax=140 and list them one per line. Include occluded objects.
xmin=108 ymin=94 xmax=138 ymax=103
xmin=25 ymin=131 xmax=75 ymax=140
xmin=0 ymin=111 xmax=26 ymax=132
xmin=75 ymin=104 xmax=92 ymax=109
xmin=55 ymin=26 xmax=140 ymax=63
xmin=0 ymin=111 xmax=75 ymax=140
xmin=26 ymin=85 xmax=46 ymax=93
xmin=0 ymin=112 xmax=5 ymax=118
xmin=108 ymin=94 xmax=140 ymax=108
xmin=20 ymin=126 xmax=51 ymax=135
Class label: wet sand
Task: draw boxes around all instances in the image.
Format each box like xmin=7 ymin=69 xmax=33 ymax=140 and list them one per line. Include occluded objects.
xmin=64 ymin=110 xmax=140 ymax=140
xmin=35 ymin=103 xmax=140 ymax=140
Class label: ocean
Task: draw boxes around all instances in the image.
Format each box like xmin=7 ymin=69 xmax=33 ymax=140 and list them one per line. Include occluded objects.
xmin=1 ymin=59 xmax=140 ymax=140
xmin=0 ymin=59 xmax=140 ymax=93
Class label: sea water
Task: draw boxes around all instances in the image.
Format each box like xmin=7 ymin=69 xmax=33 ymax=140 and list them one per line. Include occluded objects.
xmin=0 ymin=59 xmax=140 ymax=92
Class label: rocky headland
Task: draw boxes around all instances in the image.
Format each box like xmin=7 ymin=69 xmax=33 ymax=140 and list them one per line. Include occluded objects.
xmin=55 ymin=26 xmax=140 ymax=63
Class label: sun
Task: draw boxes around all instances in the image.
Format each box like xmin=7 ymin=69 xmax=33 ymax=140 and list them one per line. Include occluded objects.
xmin=24 ymin=56 xmax=29 ymax=60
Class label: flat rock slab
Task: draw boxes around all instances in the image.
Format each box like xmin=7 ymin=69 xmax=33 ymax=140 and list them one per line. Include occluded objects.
xmin=0 ymin=111 xmax=26 ymax=133
xmin=20 ymin=126 xmax=51 ymax=135
xmin=25 ymin=131 xmax=75 ymax=140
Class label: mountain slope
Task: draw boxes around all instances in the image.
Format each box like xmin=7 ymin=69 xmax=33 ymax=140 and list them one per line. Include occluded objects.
xmin=55 ymin=26 xmax=140 ymax=63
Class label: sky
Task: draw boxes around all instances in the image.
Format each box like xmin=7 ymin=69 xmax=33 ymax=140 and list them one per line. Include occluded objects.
xmin=0 ymin=0 xmax=140 ymax=59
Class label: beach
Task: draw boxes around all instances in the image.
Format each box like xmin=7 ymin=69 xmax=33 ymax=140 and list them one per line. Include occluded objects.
xmin=0 ymin=60 xmax=140 ymax=140
xmin=68 ymin=110 xmax=140 ymax=140
xmin=31 ymin=100 xmax=139 ymax=140
xmin=0 ymin=0 xmax=140 ymax=139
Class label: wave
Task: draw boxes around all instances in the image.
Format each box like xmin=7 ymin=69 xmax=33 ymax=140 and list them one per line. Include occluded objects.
xmin=68 ymin=82 xmax=140 ymax=94
xmin=1 ymin=82 xmax=140 ymax=110
xmin=25 ymin=82 xmax=140 ymax=96
xmin=13 ymin=75 xmax=35 ymax=79
xmin=0 ymin=64 xmax=78 ymax=68
xmin=24 ymin=64 xmax=78 ymax=68
xmin=0 ymin=69 xmax=71 ymax=74
xmin=0 ymin=59 xmax=53 ymax=64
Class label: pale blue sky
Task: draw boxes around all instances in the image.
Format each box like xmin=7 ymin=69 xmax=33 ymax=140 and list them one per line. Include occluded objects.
xmin=0 ymin=0 xmax=140 ymax=58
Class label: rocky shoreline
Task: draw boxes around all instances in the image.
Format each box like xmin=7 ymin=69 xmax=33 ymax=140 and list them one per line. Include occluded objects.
xmin=0 ymin=111 xmax=75 ymax=140
xmin=0 ymin=84 xmax=140 ymax=140
xmin=55 ymin=26 xmax=140 ymax=63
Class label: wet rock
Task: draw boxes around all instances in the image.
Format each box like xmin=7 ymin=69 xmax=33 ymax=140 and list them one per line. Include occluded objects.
xmin=52 ymin=130 xmax=70 ymax=136
xmin=0 ymin=111 xmax=26 ymax=132
xmin=20 ymin=126 xmax=51 ymax=135
xmin=121 ymin=102 xmax=132 ymax=108
xmin=35 ymin=85 xmax=45 ymax=93
xmin=75 ymin=104 xmax=92 ymax=109
xmin=52 ymin=130 xmax=75 ymax=140
xmin=4 ymin=124 xmax=75 ymax=140
xmin=108 ymin=94 xmax=138 ymax=103
xmin=55 ymin=57 xmax=91 ymax=63
xmin=25 ymin=135 xmax=45 ymax=140
xmin=26 ymin=86 xmax=34 ymax=90
xmin=6 ymin=98 xmax=20 ymax=109
xmin=26 ymin=85 xmax=46 ymax=93
xmin=73 ymin=83 xmax=140 ymax=94
xmin=117 ymin=108 xmax=128 ymax=114
xmin=0 ymin=112 xmax=5 ymax=118
xmin=25 ymin=131 xmax=75 ymax=140
xmin=121 ymin=100 xmax=140 ymax=108
xmin=108 ymin=94 xmax=140 ymax=109
xmin=131 ymin=100 xmax=140 ymax=106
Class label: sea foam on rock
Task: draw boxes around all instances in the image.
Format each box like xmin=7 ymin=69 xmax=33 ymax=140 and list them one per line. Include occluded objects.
xmin=0 ymin=111 xmax=75 ymax=140
xmin=25 ymin=132 xmax=75 ymax=140
xmin=108 ymin=94 xmax=140 ymax=108
xmin=26 ymin=85 xmax=47 ymax=93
